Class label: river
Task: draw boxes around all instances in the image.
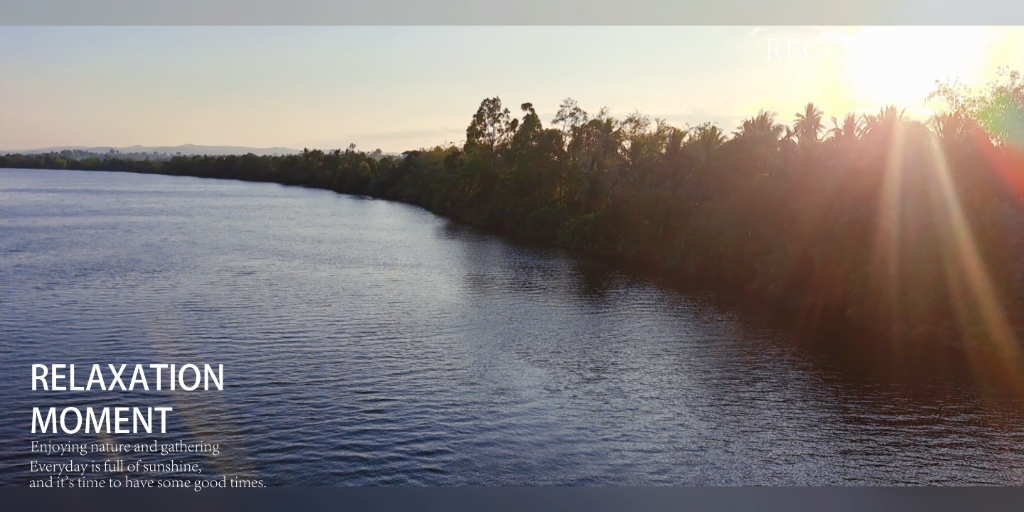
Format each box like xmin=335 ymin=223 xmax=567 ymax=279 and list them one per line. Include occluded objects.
xmin=2 ymin=168 xmax=1023 ymax=485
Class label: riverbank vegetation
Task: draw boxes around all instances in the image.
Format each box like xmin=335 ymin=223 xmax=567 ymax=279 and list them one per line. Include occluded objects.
xmin=5 ymin=70 xmax=1024 ymax=388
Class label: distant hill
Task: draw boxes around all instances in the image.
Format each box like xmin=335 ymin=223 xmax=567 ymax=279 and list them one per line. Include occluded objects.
xmin=4 ymin=144 xmax=302 ymax=157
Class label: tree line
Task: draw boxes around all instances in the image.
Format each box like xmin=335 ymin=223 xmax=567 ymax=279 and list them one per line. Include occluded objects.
xmin=4 ymin=70 xmax=1024 ymax=382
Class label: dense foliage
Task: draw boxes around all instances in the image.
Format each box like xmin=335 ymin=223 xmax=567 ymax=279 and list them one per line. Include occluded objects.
xmin=5 ymin=71 xmax=1024 ymax=382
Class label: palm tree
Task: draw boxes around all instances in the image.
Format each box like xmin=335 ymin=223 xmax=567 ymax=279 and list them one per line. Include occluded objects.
xmin=930 ymin=113 xmax=974 ymax=148
xmin=569 ymin=116 xmax=621 ymax=211
xmin=793 ymin=103 xmax=825 ymax=146
xmin=827 ymin=114 xmax=863 ymax=145
xmin=678 ymin=123 xmax=726 ymax=205
xmin=735 ymin=110 xmax=784 ymax=140
xmin=731 ymin=111 xmax=787 ymax=177
xmin=861 ymin=105 xmax=906 ymax=139
xmin=686 ymin=123 xmax=726 ymax=166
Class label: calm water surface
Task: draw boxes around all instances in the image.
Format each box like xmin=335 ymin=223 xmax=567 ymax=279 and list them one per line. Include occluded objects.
xmin=2 ymin=168 xmax=1023 ymax=485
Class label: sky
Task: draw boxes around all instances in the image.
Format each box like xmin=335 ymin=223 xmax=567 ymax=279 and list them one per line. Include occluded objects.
xmin=1 ymin=26 xmax=1021 ymax=153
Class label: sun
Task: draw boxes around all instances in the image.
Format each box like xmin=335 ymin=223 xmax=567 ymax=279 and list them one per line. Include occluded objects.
xmin=837 ymin=27 xmax=1002 ymax=117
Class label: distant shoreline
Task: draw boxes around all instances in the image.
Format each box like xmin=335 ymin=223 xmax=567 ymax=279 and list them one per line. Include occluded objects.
xmin=1 ymin=144 xmax=304 ymax=160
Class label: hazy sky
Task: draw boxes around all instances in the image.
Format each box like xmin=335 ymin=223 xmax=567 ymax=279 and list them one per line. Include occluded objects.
xmin=2 ymin=26 xmax=1021 ymax=152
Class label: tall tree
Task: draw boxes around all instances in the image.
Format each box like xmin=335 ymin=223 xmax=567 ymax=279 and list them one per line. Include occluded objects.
xmin=466 ymin=97 xmax=514 ymax=160
xmin=552 ymin=97 xmax=589 ymax=148
xmin=793 ymin=103 xmax=825 ymax=146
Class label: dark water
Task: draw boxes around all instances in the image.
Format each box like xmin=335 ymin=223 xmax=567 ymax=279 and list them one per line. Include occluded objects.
xmin=2 ymin=168 xmax=1023 ymax=486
